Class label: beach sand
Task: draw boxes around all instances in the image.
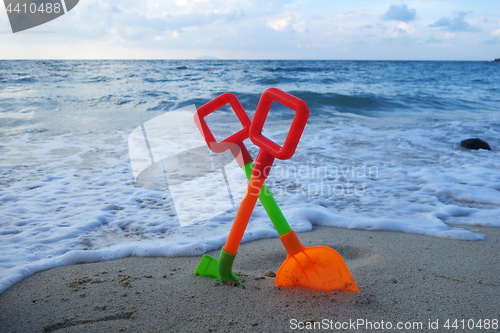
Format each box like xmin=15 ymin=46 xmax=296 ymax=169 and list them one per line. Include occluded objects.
xmin=0 ymin=226 xmax=499 ymax=333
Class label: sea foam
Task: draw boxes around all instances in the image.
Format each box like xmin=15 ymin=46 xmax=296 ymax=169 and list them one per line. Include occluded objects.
xmin=1 ymin=114 xmax=498 ymax=294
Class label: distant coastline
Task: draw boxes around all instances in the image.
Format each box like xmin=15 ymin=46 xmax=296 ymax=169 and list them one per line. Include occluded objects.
xmin=195 ymin=56 xmax=219 ymax=60
xmin=495 ymin=58 xmax=500 ymax=62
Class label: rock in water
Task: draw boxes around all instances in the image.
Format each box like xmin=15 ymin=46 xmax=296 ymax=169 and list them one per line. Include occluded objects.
xmin=460 ymin=138 xmax=491 ymax=150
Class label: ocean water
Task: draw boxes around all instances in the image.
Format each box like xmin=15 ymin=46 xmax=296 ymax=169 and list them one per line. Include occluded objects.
xmin=1 ymin=60 xmax=499 ymax=294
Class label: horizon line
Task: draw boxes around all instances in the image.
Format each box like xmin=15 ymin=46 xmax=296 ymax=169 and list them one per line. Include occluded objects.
xmin=0 ymin=58 xmax=497 ymax=61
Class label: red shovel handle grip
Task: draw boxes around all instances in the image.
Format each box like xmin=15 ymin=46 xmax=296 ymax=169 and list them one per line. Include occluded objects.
xmin=249 ymin=88 xmax=309 ymax=177
xmin=194 ymin=93 xmax=253 ymax=167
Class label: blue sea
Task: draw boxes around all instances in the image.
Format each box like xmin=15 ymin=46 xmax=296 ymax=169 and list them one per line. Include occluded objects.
xmin=1 ymin=60 xmax=499 ymax=294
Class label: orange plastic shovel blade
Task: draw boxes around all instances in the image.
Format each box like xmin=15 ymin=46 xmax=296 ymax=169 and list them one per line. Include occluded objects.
xmin=276 ymin=231 xmax=359 ymax=292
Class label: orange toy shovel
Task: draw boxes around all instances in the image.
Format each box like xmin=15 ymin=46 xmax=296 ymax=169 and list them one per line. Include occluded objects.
xmin=249 ymin=88 xmax=358 ymax=291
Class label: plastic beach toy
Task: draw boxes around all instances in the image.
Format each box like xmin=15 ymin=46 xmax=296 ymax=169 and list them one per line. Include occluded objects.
xmin=194 ymin=88 xmax=358 ymax=291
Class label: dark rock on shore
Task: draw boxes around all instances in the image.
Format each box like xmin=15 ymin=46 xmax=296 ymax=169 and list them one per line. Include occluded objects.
xmin=460 ymin=138 xmax=491 ymax=150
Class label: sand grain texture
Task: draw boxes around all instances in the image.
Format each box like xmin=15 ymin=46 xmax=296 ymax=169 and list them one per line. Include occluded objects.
xmin=1 ymin=226 xmax=499 ymax=332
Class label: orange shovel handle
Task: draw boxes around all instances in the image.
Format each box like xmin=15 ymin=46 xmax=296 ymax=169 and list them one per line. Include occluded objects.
xmin=224 ymin=175 xmax=266 ymax=255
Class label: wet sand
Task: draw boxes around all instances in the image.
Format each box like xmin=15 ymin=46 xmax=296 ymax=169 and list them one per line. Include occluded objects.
xmin=0 ymin=226 xmax=499 ymax=332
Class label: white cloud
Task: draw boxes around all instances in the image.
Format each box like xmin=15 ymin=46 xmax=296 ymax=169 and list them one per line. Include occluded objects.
xmin=267 ymin=17 xmax=291 ymax=31
xmin=398 ymin=22 xmax=415 ymax=35
xmin=444 ymin=32 xmax=457 ymax=39
xmin=292 ymin=20 xmax=307 ymax=33
xmin=491 ymin=29 xmax=500 ymax=36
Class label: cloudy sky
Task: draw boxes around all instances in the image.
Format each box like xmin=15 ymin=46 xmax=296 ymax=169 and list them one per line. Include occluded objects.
xmin=1 ymin=0 xmax=499 ymax=60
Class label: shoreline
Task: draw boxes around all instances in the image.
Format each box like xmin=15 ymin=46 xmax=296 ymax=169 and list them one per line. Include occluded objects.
xmin=1 ymin=225 xmax=499 ymax=332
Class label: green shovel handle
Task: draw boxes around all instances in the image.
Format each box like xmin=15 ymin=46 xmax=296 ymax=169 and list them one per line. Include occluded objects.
xmin=241 ymin=161 xmax=292 ymax=237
